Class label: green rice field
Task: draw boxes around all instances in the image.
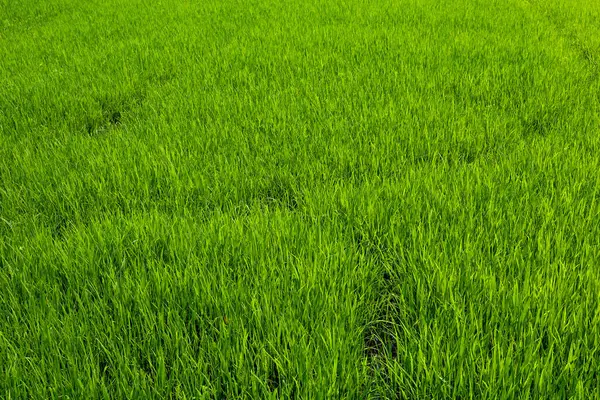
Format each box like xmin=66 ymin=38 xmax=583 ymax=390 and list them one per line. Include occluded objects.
xmin=1 ymin=0 xmax=600 ymax=398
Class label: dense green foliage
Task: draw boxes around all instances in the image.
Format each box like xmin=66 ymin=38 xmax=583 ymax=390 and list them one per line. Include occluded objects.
xmin=1 ymin=0 xmax=600 ymax=398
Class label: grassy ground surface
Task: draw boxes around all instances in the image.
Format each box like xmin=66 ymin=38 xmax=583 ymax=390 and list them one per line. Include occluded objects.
xmin=1 ymin=0 xmax=600 ymax=398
